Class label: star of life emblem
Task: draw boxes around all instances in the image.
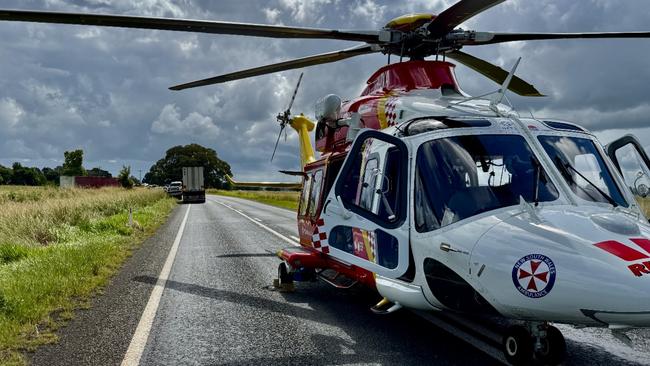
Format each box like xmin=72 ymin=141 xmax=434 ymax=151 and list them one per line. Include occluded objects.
xmin=512 ymin=254 xmax=556 ymax=298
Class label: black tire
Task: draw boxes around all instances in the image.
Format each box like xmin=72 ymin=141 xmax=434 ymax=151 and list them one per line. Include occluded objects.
xmin=278 ymin=262 xmax=293 ymax=285
xmin=503 ymin=325 xmax=534 ymax=366
xmin=536 ymin=326 xmax=566 ymax=365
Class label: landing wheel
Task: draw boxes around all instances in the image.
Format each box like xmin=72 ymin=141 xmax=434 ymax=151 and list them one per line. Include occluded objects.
xmin=278 ymin=262 xmax=293 ymax=286
xmin=535 ymin=326 xmax=566 ymax=365
xmin=502 ymin=325 xmax=534 ymax=366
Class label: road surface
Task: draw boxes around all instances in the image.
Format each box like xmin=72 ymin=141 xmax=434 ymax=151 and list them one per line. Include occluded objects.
xmin=28 ymin=195 xmax=650 ymax=365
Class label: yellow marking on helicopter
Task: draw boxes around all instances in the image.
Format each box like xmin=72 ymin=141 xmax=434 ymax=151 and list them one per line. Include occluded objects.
xmin=289 ymin=114 xmax=316 ymax=169
xmin=385 ymin=13 xmax=434 ymax=31
xmin=377 ymin=92 xmax=396 ymax=130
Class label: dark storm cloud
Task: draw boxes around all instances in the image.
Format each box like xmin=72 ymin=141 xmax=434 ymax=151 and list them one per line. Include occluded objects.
xmin=0 ymin=0 xmax=649 ymax=179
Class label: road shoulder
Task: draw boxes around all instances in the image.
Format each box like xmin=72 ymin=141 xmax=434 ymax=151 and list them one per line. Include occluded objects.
xmin=28 ymin=205 xmax=186 ymax=366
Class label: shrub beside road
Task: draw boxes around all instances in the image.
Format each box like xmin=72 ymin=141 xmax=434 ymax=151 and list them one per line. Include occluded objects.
xmin=0 ymin=187 xmax=174 ymax=365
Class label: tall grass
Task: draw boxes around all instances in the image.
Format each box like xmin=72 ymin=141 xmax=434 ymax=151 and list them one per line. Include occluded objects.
xmin=0 ymin=187 xmax=174 ymax=365
xmin=208 ymin=189 xmax=299 ymax=211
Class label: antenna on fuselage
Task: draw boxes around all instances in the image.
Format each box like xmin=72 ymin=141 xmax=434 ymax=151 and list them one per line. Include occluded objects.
xmin=490 ymin=57 xmax=521 ymax=113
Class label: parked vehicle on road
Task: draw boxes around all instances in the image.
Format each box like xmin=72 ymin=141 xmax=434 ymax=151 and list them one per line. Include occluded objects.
xmin=166 ymin=181 xmax=182 ymax=198
xmin=182 ymin=167 xmax=205 ymax=204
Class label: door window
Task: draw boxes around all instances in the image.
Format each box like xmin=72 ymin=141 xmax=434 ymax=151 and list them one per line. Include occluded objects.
xmin=308 ymin=170 xmax=323 ymax=217
xmin=299 ymin=175 xmax=311 ymax=216
xmin=336 ymin=133 xmax=407 ymax=227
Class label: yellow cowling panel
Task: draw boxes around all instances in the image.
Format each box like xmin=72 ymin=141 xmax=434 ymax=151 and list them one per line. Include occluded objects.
xmin=289 ymin=114 xmax=317 ymax=169
xmin=385 ymin=13 xmax=434 ymax=31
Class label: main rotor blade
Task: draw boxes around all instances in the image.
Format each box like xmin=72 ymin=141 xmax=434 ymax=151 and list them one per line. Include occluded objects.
xmin=170 ymin=45 xmax=377 ymax=90
xmin=446 ymin=50 xmax=543 ymax=97
xmin=465 ymin=31 xmax=650 ymax=45
xmin=0 ymin=9 xmax=379 ymax=43
xmin=428 ymin=0 xmax=505 ymax=38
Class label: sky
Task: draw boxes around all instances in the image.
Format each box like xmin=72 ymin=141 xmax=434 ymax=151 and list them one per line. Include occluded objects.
xmin=0 ymin=0 xmax=649 ymax=181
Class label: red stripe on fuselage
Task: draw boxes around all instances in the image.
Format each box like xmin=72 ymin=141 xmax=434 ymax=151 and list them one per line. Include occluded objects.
xmin=595 ymin=240 xmax=650 ymax=261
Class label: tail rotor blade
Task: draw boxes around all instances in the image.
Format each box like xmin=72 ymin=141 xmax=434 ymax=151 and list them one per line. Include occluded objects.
xmin=270 ymin=126 xmax=284 ymax=162
xmin=286 ymin=72 xmax=304 ymax=112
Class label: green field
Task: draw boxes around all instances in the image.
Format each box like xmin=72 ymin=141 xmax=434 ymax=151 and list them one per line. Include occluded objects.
xmin=208 ymin=189 xmax=299 ymax=211
xmin=0 ymin=186 xmax=174 ymax=365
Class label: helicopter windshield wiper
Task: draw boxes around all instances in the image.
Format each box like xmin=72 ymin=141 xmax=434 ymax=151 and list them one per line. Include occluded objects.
xmin=555 ymin=157 xmax=618 ymax=208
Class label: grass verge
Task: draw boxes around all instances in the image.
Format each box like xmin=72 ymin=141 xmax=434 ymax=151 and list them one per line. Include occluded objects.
xmin=0 ymin=187 xmax=175 ymax=365
xmin=208 ymin=189 xmax=299 ymax=211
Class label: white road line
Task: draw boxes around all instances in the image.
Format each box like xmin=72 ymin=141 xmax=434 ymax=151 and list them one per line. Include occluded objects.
xmin=214 ymin=200 xmax=299 ymax=247
xmin=253 ymin=217 xmax=262 ymax=222
xmin=121 ymin=205 xmax=191 ymax=366
xmin=290 ymin=235 xmax=301 ymax=242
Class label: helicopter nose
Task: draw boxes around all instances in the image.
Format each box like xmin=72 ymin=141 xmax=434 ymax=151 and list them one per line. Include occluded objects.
xmin=472 ymin=206 xmax=650 ymax=327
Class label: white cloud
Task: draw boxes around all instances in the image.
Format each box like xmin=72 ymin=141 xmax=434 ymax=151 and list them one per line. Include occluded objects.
xmin=350 ymin=0 xmax=387 ymax=27
xmin=0 ymin=98 xmax=24 ymax=128
xmin=263 ymin=8 xmax=283 ymax=24
xmin=278 ymin=0 xmax=332 ymax=24
xmin=151 ymin=104 xmax=220 ymax=137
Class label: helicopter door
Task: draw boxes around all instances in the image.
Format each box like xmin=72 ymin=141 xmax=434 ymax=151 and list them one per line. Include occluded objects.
xmin=320 ymin=130 xmax=410 ymax=278
xmin=606 ymin=135 xmax=650 ymax=202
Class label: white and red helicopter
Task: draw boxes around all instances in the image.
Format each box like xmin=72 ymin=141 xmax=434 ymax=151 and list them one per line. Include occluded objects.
xmin=3 ymin=1 xmax=650 ymax=364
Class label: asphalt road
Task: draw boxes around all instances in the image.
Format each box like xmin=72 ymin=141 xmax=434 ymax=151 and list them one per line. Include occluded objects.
xmin=28 ymin=195 xmax=650 ymax=366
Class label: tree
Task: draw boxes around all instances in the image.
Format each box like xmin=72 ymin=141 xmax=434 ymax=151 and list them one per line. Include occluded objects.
xmin=118 ymin=165 xmax=133 ymax=188
xmin=11 ymin=163 xmax=46 ymax=186
xmin=62 ymin=149 xmax=86 ymax=176
xmin=0 ymin=165 xmax=12 ymax=185
xmin=42 ymin=166 xmax=62 ymax=185
xmin=144 ymin=144 xmax=232 ymax=188
xmin=87 ymin=167 xmax=112 ymax=178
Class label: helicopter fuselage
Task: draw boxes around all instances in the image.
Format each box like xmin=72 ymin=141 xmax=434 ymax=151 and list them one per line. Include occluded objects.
xmin=286 ymin=61 xmax=650 ymax=329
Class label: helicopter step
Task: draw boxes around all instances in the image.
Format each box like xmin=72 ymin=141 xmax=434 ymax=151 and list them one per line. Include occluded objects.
xmin=316 ymin=268 xmax=358 ymax=289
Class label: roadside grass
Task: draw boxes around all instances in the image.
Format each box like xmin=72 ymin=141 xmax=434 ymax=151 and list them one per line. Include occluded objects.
xmin=0 ymin=187 xmax=175 ymax=366
xmin=208 ymin=189 xmax=299 ymax=211
xmin=642 ymin=198 xmax=649 ymax=217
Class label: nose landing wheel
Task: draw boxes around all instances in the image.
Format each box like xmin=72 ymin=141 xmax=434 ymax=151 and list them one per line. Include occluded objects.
xmin=502 ymin=323 xmax=566 ymax=365
xmin=535 ymin=325 xmax=566 ymax=365
xmin=503 ymin=325 xmax=533 ymax=365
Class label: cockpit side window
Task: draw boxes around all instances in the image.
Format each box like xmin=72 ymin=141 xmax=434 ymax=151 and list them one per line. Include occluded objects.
xmin=415 ymin=135 xmax=559 ymax=232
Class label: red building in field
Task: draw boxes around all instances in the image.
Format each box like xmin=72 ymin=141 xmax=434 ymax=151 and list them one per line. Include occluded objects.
xmin=60 ymin=176 xmax=119 ymax=188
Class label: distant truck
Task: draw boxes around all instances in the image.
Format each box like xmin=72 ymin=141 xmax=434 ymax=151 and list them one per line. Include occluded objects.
xmin=182 ymin=166 xmax=205 ymax=203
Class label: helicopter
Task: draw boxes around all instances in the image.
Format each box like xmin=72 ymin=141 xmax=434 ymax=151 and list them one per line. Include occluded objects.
xmin=2 ymin=1 xmax=650 ymax=365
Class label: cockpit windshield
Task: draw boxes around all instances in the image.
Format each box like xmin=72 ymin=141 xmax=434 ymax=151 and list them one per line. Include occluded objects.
xmin=415 ymin=135 xmax=559 ymax=232
xmin=538 ymin=136 xmax=628 ymax=207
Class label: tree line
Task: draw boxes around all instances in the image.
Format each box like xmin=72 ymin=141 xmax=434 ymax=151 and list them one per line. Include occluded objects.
xmin=0 ymin=150 xmax=112 ymax=186
xmin=1 ymin=144 xmax=233 ymax=189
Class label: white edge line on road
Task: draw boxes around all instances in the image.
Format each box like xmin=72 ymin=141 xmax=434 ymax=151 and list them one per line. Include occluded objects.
xmin=290 ymin=235 xmax=301 ymax=242
xmin=121 ymin=204 xmax=191 ymax=366
xmin=213 ymin=200 xmax=299 ymax=247
xmin=253 ymin=217 xmax=262 ymax=222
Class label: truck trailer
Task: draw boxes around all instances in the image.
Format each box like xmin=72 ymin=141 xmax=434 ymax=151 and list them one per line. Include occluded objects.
xmin=182 ymin=167 xmax=205 ymax=203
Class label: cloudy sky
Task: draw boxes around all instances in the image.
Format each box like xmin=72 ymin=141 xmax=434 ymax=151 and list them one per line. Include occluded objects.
xmin=0 ymin=0 xmax=649 ymax=180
